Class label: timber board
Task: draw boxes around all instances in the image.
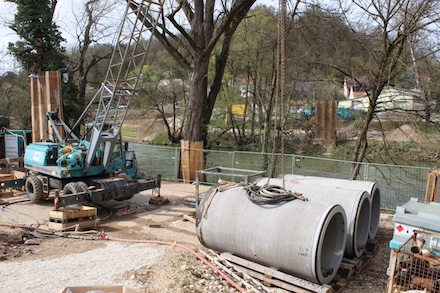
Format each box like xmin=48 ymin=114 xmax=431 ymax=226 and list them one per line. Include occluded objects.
xmin=221 ymin=239 xmax=378 ymax=293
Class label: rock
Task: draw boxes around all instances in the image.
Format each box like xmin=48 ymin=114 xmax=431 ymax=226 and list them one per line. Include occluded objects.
xmin=24 ymin=239 xmax=39 ymax=245
xmin=23 ymin=247 xmax=33 ymax=254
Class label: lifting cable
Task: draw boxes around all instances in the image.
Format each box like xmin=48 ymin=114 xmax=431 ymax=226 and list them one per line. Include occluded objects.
xmin=254 ymin=0 xmax=295 ymax=204
xmin=279 ymin=0 xmax=287 ymax=184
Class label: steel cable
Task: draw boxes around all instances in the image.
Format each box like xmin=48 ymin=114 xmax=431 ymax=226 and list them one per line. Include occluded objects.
xmin=245 ymin=184 xmax=306 ymax=205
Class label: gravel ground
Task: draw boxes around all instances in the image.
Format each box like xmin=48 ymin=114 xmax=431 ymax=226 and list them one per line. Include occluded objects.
xmin=0 ymin=192 xmax=395 ymax=293
xmin=0 ymin=239 xmax=166 ymax=293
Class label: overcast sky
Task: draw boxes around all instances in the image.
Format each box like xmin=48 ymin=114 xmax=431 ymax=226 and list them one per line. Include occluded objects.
xmin=0 ymin=0 xmax=118 ymax=73
xmin=0 ymin=0 xmax=277 ymax=74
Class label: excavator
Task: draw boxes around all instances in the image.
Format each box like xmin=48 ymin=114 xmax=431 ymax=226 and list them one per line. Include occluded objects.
xmin=22 ymin=0 xmax=162 ymax=207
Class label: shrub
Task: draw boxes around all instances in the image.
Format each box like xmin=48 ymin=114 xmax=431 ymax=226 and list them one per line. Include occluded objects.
xmin=151 ymin=131 xmax=171 ymax=145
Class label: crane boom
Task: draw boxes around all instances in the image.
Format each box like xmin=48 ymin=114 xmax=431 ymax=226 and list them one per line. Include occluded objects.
xmin=23 ymin=1 xmax=164 ymax=205
xmin=79 ymin=0 xmax=161 ymax=171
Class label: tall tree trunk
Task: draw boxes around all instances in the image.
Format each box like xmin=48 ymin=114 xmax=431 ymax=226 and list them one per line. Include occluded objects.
xmin=185 ymin=56 xmax=209 ymax=142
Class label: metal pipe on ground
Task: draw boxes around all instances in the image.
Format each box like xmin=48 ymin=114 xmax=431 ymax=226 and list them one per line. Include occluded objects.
xmin=196 ymin=186 xmax=347 ymax=285
xmin=257 ymin=177 xmax=371 ymax=258
xmin=284 ymin=174 xmax=381 ymax=240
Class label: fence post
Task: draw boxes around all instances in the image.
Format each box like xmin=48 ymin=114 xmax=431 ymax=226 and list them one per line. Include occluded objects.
xmin=292 ymin=154 xmax=296 ymax=174
xmin=364 ymin=162 xmax=369 ymax=181
xmin=174 ymin=147 xmax=180 ymax=181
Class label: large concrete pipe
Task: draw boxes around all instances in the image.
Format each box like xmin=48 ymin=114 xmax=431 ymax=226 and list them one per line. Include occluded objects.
xmin=196 ymin=186 xmax=347 ymax=285
xmin=256 ymin=178 xmax=370 ymax=258
xmin=284 ymin=174 xmax=381 ymax=239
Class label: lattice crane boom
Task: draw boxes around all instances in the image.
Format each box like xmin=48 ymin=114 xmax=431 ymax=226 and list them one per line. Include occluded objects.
xmin=65 ymin=0 xmax=162 ymax=172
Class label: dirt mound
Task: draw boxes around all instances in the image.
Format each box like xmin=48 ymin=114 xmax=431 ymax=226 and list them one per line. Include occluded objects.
xmin=0 ymin=226 xmax=24 ymax=260
xmin=386 ymin=124 xmax=426 ymax=142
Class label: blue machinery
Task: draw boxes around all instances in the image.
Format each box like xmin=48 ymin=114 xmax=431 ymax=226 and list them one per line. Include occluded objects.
xmin=22 ymin=1 xmax=162 ymax=206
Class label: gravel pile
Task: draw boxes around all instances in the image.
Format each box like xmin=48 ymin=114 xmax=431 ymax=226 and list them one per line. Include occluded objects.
xmin=0 ymin=241 xmax=165 ymax=293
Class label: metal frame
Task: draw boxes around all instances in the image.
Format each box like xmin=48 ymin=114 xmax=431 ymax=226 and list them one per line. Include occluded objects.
xmin=386 ymin=230 xmax=440 ymax=293
xmin=195 ymin=166 xmax=266 ymax=208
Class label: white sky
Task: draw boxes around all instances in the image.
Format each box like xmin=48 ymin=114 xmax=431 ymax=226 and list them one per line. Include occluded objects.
xmin=0 ymin=0 xmax=277 ymax=74
xmin=0 ymin=0 xmax=123 ymax=73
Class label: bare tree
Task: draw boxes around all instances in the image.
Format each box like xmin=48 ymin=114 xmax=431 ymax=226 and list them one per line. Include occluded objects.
xmin=0 ymin=71 xmax=30 ymax=128
xmin=131 ymin=0 xmax=257 ymax=144
xmin=214 ymin=5 xmax=278 ymax=150
xmin=329 ymin=0 xmax=440 ymax=179
xmin=68 ymin=0 xmax=119 ymax=106
xmin=140 ymin=79 xmax=187 ymax=144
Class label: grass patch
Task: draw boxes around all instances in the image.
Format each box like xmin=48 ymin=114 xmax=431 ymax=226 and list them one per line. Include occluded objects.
xmin=417 ymin=122 xmax=439 ymax=135
xmin=122 ymin=125 xmax=137 ymax=138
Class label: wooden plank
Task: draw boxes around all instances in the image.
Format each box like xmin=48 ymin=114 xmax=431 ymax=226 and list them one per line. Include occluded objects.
xmin=232 ymin=262 xmax=318 ymax=293
xmin=221 ymin=239 xmax=379 ymax=293
xmin=0 ymin=157 xmax=24 ymax=165
xmin=0 ymin=174 xmax=15 ymax=181
xmin=37 ymin=75 xmax=47 ymax=142
xmin=180 ymin=140 xmax=190 ymax=183
xmin=193 ymin=141 xmax=204 ymax=181
xmin=189 ymin=141 xmax=197 ymax=180
xmin=333 ymin=262 xmax=355 ymax=281
xmin=49 ymin=206 xmax=97 ymax=221
xmin=182 ymin=214 xmax=195 ymax=223
xmin=48 ymin=218 xmax=97 ymax=231
xmin=221 ymin=253 xmax=332 ymax=293
xmin=0 ymin=189 xmax=13 ymax=197
xmin=12 ymin=169 xmax=26 ymax=179
xmin=30 ymin=76 xmax=40 ymax=143
xmin=45 ymin=71 xmax=63 ymax=140
xmin=180 ymin=140 xmax=205 ymax=183
xmin=49 ymin=215 xmax=97 ymax=223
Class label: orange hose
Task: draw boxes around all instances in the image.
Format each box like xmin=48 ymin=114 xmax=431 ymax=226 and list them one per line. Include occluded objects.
xmin=0 ymin=222 xmax=83 ymax=233
xmin=107 ymin=237 xmax=247 ymax=293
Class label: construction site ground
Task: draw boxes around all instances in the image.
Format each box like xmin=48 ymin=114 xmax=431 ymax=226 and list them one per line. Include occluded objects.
xmin=0 ymin=182 xmax=394 ymax=293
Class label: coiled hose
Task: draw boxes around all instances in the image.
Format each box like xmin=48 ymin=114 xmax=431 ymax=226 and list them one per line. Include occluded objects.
xmin=246 ymin=184 xmax=307 ymax=205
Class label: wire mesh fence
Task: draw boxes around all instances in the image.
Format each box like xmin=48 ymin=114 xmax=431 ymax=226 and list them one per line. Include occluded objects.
xmin=132 ymin=144 xmax=431 ymax=211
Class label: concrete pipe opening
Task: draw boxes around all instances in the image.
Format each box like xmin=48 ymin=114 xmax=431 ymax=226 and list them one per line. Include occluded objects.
xmin=316 ymin=205 xmax=347 ymax=284
xmin=196 ymin=186 xmax=346 ymax=285
xmin=353 ymin=192 xmax=371 ymax=257
xmin=283 ymin=174 xmax=381 ymax=239
xmin=368 ymin=185 xmax=381 ymax=239
xmin=258 ymin=177 xmax=371 ymax=258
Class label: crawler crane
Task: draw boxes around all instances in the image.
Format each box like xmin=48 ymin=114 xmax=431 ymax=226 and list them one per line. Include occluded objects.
xmin=23 ymin=0 xmax=162 ymax=207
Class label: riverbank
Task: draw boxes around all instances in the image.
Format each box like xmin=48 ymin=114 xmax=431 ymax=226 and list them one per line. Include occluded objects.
xmin=122 ymin=111 xmax=440 ymax=166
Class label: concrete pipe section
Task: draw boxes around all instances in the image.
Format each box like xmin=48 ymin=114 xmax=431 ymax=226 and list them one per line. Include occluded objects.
xmin=257 ymin=177 xmax=371 ymax=258
xmin=284 ymin=174 xmax=381 ymax=239
xmin=196 ymin=186 xmax=347 ymax=285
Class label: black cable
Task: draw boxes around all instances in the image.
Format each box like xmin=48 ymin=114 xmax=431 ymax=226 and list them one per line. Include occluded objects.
xmin=245 ymin=184 xmax=306 ymax=205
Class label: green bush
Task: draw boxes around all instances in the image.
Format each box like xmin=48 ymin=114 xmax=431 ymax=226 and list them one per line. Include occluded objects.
xmin=151 ymin=131 xmax=171 ymax=145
